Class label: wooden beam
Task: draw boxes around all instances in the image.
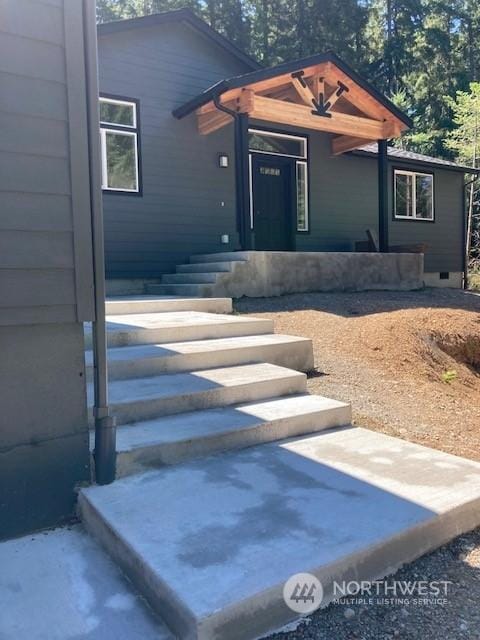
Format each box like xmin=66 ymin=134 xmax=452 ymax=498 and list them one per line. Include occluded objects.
xmin=251 ymin=94 xmax=391 ymax=139
xmin=197 ymin=109 xmax=232 ymax=135
xmin=291 ymin=76 xmax=315 ymax=107
xmin=332 ymin=135 xmax=375 ymax=155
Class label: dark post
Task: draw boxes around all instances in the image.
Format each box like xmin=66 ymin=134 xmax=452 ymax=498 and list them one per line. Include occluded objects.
xmin=234 ymin=113 xmax=252 ymax=249
xmin=378 ymin=139 xmax=389 ymax=252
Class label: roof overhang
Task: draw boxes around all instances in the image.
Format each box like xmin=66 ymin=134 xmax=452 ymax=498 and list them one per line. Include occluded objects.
xmin=173 ymin=52 xmax=413 ymax=154
xmin=97 ymin=9 xmax=260 ymax=71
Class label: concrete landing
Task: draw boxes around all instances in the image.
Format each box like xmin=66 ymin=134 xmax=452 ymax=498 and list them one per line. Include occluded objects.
xmin=0 ymin=525 xmax=171 ymax=640
xmin=80 ymin=427 xmax=480 ymax=640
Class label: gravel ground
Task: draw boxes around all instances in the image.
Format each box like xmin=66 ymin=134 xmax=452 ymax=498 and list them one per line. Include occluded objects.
xmin=235 ymin=288 xmax=480 ymax=640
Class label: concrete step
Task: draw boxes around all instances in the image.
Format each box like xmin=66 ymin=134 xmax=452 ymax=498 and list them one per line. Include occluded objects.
xmin=162 ymin=273 xmax=218 ymax=285
xmin=176 ymin=262 xmax=233 ymax=274
xmin=79 ymin=427 xmax=480 ymax=640
xmin=146 ymin=284 xmax=205 ymax=296
xmin=190 ymin=251 xmax=250 ymax=264
xmin=87 ymin=363 xmax=307 ymax=425
xmin=112 ymin=394 xmax=351 ymax=476
xmin=105 ymin=296 xmax=232 ymax=315
xmin=84 ymin=311 xmax=273 ymax=349
xmin=86 ymin=334 xmax=314 ymax=381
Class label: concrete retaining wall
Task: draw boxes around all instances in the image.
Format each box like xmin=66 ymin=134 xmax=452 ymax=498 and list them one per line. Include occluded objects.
xmin=208 ymin=252 xmax=424 ymax=298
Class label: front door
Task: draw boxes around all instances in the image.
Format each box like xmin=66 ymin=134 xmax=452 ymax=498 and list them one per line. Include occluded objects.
xmin=251 ymin=156 xmax=293 ymax=250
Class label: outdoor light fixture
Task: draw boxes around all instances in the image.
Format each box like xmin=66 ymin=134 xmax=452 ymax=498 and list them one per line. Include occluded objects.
xmin=218 ymin=153 xmax=229 ymax=168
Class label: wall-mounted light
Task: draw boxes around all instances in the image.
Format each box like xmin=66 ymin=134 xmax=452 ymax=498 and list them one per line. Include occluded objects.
xmin=218 ymin=153 xmax=229 ymax=168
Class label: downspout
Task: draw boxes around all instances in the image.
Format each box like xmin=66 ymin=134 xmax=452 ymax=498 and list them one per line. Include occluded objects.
xmin=213 ymin=97 xmax=251 ymax=249
xmin=83 ymin=0 xmax=116 ymax=484
xmin=464 ymin=174 xmax=478 ymax=290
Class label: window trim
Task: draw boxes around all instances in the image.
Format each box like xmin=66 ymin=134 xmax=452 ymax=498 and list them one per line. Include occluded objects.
xmin=99 ymin=94 xmax=142 ymax=196
xmin=394 ymin=168 xmax=434 ymax=222
xmin=248 ymin=128 xmax=308 ymax=160
xmin=296 ymin=160 xmax=309 ymax=231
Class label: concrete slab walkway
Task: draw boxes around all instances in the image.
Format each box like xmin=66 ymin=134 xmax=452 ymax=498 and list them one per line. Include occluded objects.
xmin=0 ymin=525 xmax=171 ymax=640
xmin=79 ymin=426 xmax=480 ymax=640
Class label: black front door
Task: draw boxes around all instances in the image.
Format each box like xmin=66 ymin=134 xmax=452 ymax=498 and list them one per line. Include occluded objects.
xmin=251 ymin=155 xmax=293 ymax=250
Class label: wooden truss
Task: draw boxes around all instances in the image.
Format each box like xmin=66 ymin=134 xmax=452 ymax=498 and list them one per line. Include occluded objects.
xmin=196 ymin=61 xmax=407 ymax=154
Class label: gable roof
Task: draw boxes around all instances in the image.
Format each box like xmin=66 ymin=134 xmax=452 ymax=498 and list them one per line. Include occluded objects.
xmin=355 ymin=143 xmax=480 ymax=174
xmin=173 ymin=51 xmax=412 ymax=129
xmin=97 ymin=8 xmax=260 ymax=72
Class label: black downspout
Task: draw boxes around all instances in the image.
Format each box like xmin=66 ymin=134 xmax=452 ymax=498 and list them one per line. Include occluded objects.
xmin=213 ymin=98 xmax=251 ymax=249
xmin=463 ymin=175 xmax=478 ymax=290
xmin=378 ymin=139 xmax=389 ymax=252
xmin=83 ymin=0 xmax=116 ymax=484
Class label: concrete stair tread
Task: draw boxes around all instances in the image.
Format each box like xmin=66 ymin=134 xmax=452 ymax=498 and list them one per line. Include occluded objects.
xmin=89 ymin=363 xmax=305 ymax=405
xmin=162 ymin=273 xmax=219 ymax=284
xmin=86 ymin=334 xmax=310 ymax=365
xmin=176 ymin=262 xmax=234 ymax=273
xmin=80 ymin=427 xmax=480 ymax=640
xmin=105 ymin=296 xmax=232 ymax=315
xmin=114 ymin=394 xmax=349 ymax=449
xmin=110 ymin=394 xmax=351 ymax=473
xmin=147 ymin=284 xmax=205 ymax=296
xmin=190 ymin=251 xmax=250 ymax=263
xmin=87 ymin=363 xmax=307 ymax=425
xmin=84 ymin=311 xmax=273 ymax=348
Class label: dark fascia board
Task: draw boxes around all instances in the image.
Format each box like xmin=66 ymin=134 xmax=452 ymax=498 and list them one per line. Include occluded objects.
xmin=353 ymin=148 xmax=480 ymax=175
xmin=172 ymin=50 xmax=413 ymax=128
xmin=97 ymin=8 xmax=260 ymax=72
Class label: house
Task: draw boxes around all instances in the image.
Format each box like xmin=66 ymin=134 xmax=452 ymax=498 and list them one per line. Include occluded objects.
xmin=97 ymin=9 xmax=477 ymax=293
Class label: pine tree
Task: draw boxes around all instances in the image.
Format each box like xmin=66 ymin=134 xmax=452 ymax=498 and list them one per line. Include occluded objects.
xmin=445 ymin=84 xmax=480 ymax=281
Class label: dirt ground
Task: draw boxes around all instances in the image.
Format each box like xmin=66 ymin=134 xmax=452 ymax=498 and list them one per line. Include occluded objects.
xmin=235 ymin=288 xmax=480 ymax=640
xmin=236 ymin=288 xmax=480 ymax=461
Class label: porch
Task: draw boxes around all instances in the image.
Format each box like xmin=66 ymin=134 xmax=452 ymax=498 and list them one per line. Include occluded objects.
xmin=146 ymin=250 xmax=424 ymax=298
xmin=173 ymin=51 xmax=412 ymax=254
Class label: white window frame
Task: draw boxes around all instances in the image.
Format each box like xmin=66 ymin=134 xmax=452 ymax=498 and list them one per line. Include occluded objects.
xmin=248 ymin=128 xmax=307 ymax=159
xmin=99 ymin=97 xmax=140 ymax=193
xmin=394 ymin=169 xmax=434 ymax=221
xmin=296 ymin=160 xmax=309 ymax=231
xmin=248 ymin=129 xmax=309 ymax=232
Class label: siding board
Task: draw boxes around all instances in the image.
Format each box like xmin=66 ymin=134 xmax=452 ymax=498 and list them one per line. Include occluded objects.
xmin=0 ymin=230 xmax=74 ymax=269
xmin=0 ymin=0 xmax=64 ymax=46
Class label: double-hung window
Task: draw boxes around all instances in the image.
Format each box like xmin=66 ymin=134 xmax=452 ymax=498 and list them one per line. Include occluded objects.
xmin=394 ymin=169 xmax=434 ymax=220
xmin=100 ymin=96 xmax=140 ymax=193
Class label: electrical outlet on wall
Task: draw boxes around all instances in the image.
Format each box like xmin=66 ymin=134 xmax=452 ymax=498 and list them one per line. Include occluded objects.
xmin=221 ymin=234 xmax=229 ymax=244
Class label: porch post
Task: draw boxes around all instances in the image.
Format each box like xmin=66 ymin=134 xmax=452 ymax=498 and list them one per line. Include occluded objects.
xmin=377 ymin=139 xmax=389 ymax=252
xmin=234 ymin=113 xmax=252 ymax=249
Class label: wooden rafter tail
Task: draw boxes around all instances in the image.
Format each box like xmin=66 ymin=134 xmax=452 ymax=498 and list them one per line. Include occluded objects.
xmin=197 ymin=109 xmax=232 ymax=135
xmin=332 ymin=135 xmax=375 ymax=155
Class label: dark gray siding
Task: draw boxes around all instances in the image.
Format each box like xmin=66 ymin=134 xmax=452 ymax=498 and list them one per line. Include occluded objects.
xmin=98 ymin=23 xmax=464 ymax=278
xmin=263 ymin=125 xmax=464 ymax=274
xmin=98 ymin=22 xmax=252 ymax=278
xmin=0 ymin=0 xmax=95 ymax=323
xmin=388 ymin=165 xmax=464 ymax=273
xmin=0 ymin=0 xmax=94 ymax=539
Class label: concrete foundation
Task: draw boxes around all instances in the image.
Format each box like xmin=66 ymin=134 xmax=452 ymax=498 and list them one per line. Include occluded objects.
xmin=424 ymin=271 xmax=463 ymax=288
xmin=148 ymin=251 xmax=425 ymax=298
xmin=212 ymin=252 xmax=424 ymax=298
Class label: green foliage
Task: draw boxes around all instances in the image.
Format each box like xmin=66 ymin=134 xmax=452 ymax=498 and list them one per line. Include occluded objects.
xmin=441 ymin=370 xmax=458 ymax=384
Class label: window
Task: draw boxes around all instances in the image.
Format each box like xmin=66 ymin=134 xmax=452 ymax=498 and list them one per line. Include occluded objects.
xmin=296 ymin=161 xmax=309 ymax=231
xmin=394 ymin=169 xmax=433 ymax=220
xmin=248 ymin=129 xmax=309 ymax=232
xmin=100 ymin=96 xmax=140 ymax=193
xmin=248 ymin=129 xmax=307 ymax=159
